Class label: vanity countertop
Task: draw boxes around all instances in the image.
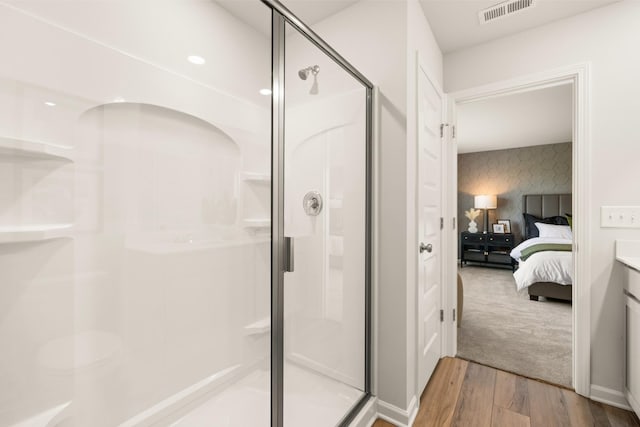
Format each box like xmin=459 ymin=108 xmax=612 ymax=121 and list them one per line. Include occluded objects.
xmin=617 ymin=240 xmax=640 ymax=298
xmin=616 ymin=240 xmax=640 ymax=271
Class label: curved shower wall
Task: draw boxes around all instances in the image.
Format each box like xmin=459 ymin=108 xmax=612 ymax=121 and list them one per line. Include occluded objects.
xmin=284 ymin=91 xmax=366 ymax=389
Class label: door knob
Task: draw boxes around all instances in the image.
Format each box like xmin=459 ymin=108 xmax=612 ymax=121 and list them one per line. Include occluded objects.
xmin=420 ymin=243 xmax=433 ymax=253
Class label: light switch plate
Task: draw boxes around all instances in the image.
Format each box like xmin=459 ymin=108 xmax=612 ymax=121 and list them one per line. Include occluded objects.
xmin=601 ymin=206 xmax=640 ymax=228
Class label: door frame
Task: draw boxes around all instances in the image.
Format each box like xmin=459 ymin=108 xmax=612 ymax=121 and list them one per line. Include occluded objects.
xmin=442 ymin=63 xmax=591 ymax=397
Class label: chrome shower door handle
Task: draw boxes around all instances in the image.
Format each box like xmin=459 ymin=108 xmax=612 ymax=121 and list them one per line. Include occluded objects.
xmin=284 ymin=237 xmax=294 ymax=272
xmin=419 ymin=242 xmax=433 ymax=253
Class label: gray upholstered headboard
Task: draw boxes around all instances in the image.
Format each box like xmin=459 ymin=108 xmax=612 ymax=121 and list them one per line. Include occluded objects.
xmin=523 ymin=194 xmax=572 ymax=239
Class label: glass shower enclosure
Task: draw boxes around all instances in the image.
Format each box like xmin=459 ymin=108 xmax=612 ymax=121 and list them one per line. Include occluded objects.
xmin=0 ymin=1 xmax=372 ymax=426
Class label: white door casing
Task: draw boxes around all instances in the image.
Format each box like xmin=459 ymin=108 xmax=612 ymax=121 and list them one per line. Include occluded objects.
xmin=442 ymin=63 xmax=591 ymax=397
xmin=417 ymin=60 xmax=443 ymax=391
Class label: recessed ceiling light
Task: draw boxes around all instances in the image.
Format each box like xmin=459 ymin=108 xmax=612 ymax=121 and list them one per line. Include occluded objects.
xmin=259 ymin=88 xmax=272 ymax=96
xmin=187 ymin=55 xmax=206 ymax=65
xmin=44 ymin=101 xmax=56 ymax=107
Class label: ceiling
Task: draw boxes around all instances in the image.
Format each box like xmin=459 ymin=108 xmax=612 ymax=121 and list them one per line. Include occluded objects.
xmin=219 ymin=0 xmax=622 ymax=54
xmin=456 ymin=83 xmax=572 ymax=154
xmin=216 ymin=0 xmax=359 ymax=36
xmin=420 ymin=0 xmax=621 ymax=53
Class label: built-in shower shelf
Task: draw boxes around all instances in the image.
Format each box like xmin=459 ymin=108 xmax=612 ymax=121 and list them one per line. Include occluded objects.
xmin=244 ymin=317 xmax=270 ymax=335
xmin=242 ymin=219 xmax=270 ymax=228
xmin=0 ymin=136 xmax=73 ymax=161
xmin=0 ymin=224 xmax=73 ymax=243
xmin=241 ymin=172 xmax=270 ymax=183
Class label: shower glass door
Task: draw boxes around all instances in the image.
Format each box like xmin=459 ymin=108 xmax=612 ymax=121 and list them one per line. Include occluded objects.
xmin=281 ymin=20 xmax=370 ymax=427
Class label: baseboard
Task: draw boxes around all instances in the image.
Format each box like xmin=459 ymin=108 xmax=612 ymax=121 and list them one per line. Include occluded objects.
xmin=625 ymin=387 xmax=640 ymax=417
xmin=590 ymin=384 xmax=632 ymax=411
xmin=347 ymin=396 xmax=378 ymax=427
xmin=376 ymin=395 xmax=418 ymax=427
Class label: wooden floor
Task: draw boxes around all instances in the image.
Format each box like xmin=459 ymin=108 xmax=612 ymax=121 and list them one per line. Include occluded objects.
xmin=374 ymin=357 xmax=640 ymax=427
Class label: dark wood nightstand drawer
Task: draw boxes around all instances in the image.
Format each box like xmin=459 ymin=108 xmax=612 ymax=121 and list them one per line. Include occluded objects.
xmin=461 ymin=233 xmax=485 ymax=243
xmin=488 ymin=234 xmax=513 ymax=245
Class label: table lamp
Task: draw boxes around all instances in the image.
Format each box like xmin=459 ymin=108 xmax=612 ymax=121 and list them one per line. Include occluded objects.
xmin=474 ymin=195 xmax=497 ymax=234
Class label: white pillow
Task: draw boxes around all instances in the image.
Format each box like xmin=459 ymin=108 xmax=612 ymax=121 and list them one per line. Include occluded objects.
xmin=534 ymin=222 xmax=573 ymax=239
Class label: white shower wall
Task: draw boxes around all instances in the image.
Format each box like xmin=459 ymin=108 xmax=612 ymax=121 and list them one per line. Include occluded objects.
xmin=69 ymin=103 xmax=270 ymax=425
xmin=284 ymin=92 xmax=366 ymax=390
xmin=283 ymin=24 xmax=368 ymax=395
xmin=0 ymin=2 xmax=272 ymax=425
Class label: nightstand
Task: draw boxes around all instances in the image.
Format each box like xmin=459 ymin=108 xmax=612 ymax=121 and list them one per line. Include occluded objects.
xmin=460 ymin=231 xmax=517 ymax=271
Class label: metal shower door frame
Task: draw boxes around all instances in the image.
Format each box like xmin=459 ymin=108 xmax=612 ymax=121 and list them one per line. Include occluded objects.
xmin=262 ymin=1 xmax=374 ymax=426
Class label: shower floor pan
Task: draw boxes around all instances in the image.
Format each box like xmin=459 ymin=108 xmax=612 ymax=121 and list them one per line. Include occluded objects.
xmin=170 ymin=363 xmax=363 ymax=427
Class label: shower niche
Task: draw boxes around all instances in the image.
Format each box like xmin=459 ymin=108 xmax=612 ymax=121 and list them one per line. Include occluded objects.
xmin=240 ymin=170 xmax=271 ymax=231
xmin=0 ymin=80 xmax=76 ymax=243
xmin=80 ymin=102 xmax=242 ymax=246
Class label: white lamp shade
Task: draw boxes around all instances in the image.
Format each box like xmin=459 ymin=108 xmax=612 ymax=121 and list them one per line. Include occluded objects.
xmin=474 ymin=195 xmax=497 ymax=209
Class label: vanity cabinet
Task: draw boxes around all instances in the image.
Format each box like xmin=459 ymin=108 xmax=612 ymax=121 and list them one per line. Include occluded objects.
xmin=625 ymin=267 xmax=640 ymax=417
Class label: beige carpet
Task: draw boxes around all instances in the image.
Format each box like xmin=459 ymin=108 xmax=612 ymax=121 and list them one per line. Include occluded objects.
xmin=457 ymin=266 xmax=572 ymax=387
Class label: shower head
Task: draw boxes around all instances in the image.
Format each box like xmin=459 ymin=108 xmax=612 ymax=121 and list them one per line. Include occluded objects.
xmin=298 ymin=65 xmax=320 ymax=94
xmin=298 ymin=65 xmax=319 ymax=81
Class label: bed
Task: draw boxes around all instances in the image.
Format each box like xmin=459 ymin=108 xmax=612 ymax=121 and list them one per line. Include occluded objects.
xmin=511 ymin=194 xmax=573 ymax=302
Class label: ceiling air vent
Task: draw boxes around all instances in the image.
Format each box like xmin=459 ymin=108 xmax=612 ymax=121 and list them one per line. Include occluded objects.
xmin=479 ymin=0 xmax=535 ymax=25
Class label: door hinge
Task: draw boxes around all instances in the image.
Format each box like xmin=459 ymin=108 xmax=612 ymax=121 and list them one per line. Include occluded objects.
xmin=453 ymin=309 xmax=456 ymax=322
xmin=440 ymin=123 xmax=455 ymax=139
xmin=440 ymin=123 xmax=450 ymax=138
xmin=453 ymin=217 xmax=456 ymax=230
xmin=440 ymin=217 xmax=444 ymax=230
xmin=440 ymin=309 xmax=444 ymax=322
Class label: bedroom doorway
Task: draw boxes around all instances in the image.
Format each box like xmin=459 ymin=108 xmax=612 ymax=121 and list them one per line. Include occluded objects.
xmin=456 ymin=84 xmax=573 ymax=387
xmin=442 ymin=65 xmax=591 ymax=395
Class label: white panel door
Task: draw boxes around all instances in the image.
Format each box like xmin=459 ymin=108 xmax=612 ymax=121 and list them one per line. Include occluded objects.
xmin=417 ymin=62 xmax=443 ymax=391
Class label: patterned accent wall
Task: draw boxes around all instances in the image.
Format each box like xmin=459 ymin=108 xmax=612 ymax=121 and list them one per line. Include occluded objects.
xmin=458 ymin=142 xmax=572 ymax=242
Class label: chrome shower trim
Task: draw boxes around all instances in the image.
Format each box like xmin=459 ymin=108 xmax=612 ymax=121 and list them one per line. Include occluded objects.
xmin=270 ymin=11 xmax=286 ymax=427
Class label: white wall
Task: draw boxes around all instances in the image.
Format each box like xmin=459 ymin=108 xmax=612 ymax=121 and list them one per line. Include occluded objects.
xmin=307 ymin=0 xmax=443 ymax=419
xmin=444 ymin=0 xmax=640 ymax=400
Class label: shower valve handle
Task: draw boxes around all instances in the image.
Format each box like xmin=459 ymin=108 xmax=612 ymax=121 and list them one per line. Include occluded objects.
xmin=306 ymin=197 xmax=319 ymax=209
xmin=303 ymin=191 xmax=323 ymax=216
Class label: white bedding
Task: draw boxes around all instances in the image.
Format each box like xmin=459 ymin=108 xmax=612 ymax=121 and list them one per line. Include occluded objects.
xmin=511 ymin=237 xmax=573 ymax=291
